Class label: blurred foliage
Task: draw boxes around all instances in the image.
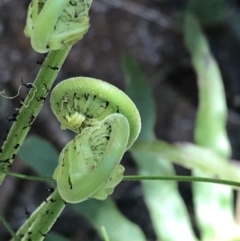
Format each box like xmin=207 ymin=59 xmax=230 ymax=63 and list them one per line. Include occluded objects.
xmin=18 ymin=136 xmax=59 ymax=178
xmin=44 ymin=232 xmax=70 ymax=241
xmin=124 ymin=54 xmax=197 ymax=241
xmin=186 ymin=0 xmax=226 ymax=27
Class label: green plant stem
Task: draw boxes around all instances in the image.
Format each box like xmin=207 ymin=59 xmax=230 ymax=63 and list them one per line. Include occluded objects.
xmin=4 ymin=171 xmax=54 ymax=182
xmin=124 ymin=175 xmax=240 ymax=189
xmin=0 ymin=214 xmax=20 ymax=241
xmin=0 ymin=46 xmax=71 ymax=185
xmin=100 ymin=226 xmax=110 ymax=241
xmin=13 ymin=189 xmax=66 ymax=241
xmin=5 ymin=169 xmax=240 ymax=190
xmin=132 ymin=141 xmax=240 ymax=182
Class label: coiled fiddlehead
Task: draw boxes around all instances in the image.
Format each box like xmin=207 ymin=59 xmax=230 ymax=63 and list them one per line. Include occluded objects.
xmin=24 ymin=0 xmax=92 ymax=53
xmin=50 ymin=77 xmax=141 ymax=203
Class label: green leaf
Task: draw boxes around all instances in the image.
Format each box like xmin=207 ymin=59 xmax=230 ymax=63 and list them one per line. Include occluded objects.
xmin=123 ymin=55 xmax=197 ymax=241
xmin=74 ymin=199 xmax=146 ymax=241
xmin=122 ymin=54 xmax=155 ymax=141
xmin=133 ymin=140 xmax=240 ymax=183
xmin=18 ymin=135 xmax=58 ymax=177
xmin=184 ymin=13 xmax=240 ymax=241
xmin=45 ymin=232 xmax=70 ymax=241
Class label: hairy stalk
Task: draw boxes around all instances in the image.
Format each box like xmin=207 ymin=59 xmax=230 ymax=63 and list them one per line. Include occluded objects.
xmin=12 ymin=189 xmax=66 ymax=241
xmin=0 ymin=47 xmax=71 ymax=184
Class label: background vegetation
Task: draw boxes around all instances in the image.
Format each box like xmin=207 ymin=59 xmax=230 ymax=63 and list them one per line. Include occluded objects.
xmin=1 ymin=0 xmax=240 ymax=240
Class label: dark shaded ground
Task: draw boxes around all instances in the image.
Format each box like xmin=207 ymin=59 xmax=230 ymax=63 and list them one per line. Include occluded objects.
xmin=1 ymin=0 xmax=240 ymax=240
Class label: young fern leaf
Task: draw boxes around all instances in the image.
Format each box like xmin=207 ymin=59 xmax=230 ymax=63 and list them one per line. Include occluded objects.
xmin=53 ymin=114 xmax=128 ymax=203
xmin=24 ymin=0 xmax=92 ymax=53
xmin=50 ymin=77 xmax=141 ymax=148
xmin=50 ymin=77 xmax=141 ymax=203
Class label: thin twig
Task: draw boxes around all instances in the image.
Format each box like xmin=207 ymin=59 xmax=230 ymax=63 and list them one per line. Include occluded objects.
xmin=0 ymin=214 xmax=20 ymax=241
